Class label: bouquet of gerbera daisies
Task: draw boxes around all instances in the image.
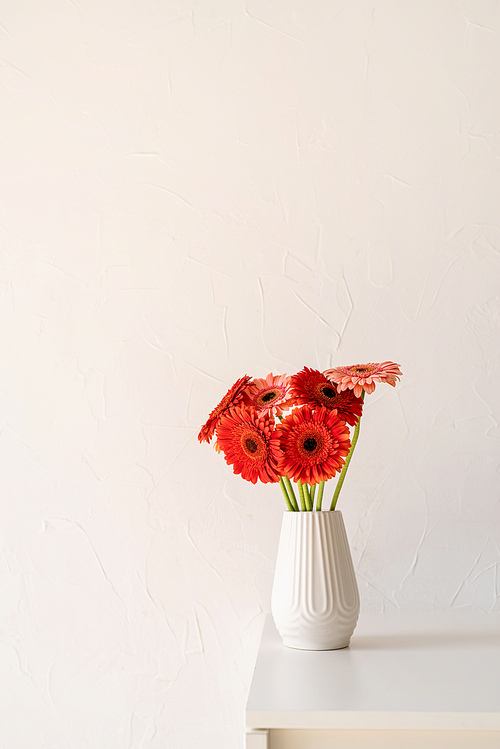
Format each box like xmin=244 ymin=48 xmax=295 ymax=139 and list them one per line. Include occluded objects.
xmin=198 ymin=362 xmax=402 ymax=511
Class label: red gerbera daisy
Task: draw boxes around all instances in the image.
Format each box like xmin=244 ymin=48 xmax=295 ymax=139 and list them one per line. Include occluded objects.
xmin=324 ymin=361 xmax=402 ymax=398
xmin=289 ymin=367 xmax=363 ymax=426
xmin=215 ymin=406 xmax=282 ymax=484
xmin=276 ymin=406 xmax=351 ymax=485
xmin=198 ymin=375 xmax=252 ymax=443
xmin=244 ymin=373 xmax=295 ymax=416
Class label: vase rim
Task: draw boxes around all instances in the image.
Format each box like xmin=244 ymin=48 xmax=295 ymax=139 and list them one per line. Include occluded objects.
xmin=282 ymin=509 xmax=343 ymax=516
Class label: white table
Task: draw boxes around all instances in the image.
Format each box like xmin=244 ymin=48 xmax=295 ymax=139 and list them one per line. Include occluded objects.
xmin=245 ymin=612 xmax=500 ymax=748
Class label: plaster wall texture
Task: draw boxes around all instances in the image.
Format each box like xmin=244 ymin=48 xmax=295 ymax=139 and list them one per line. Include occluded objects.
xmin=0 ymin=1 xmax=499 ymax=747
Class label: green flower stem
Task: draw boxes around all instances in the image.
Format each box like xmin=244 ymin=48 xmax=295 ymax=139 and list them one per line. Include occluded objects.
xmin=329 ymin=393 xmax=365 ymax=511
xmin=297 ymin=480 xmax=307 ymax=511
xmin=303 ymin=482 xmax=313 ymax=511
xmin=284 ymin=477 xmax=299 ymax=512
xmin=309 ymin=483 xmax=317 ymax=510
xmin=279 ymin=477 xmax=296 ymax=512
xmin=316 ymin=480 xmax=325 ymax=511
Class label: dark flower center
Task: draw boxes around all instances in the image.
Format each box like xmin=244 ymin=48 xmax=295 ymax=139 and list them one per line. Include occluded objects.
xmin=353 ymin=366 xmax=370 ymax=373
xmin=245 ymin=438 xmax=258 ymax=454
xmin=261 ymin=390 xmax=278 ymax=403
xmin=303 ymin=437 xmax=318 ymax=452
xmin=321 ymin=386 xmax=336 ymax=399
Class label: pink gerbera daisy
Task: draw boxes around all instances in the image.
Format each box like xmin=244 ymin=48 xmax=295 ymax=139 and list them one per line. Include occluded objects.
xmin=244 ymin=373 xmax=294 ymax=416
xmin=276 ymin=406 xmax=351 ymax=486
xmin=198 ymin=375 xmax=252 ymax=443
xmin=215 ymin=406 xmax=282 ymax=484
xmin=324 ymin=361 xmax=402 ymax=398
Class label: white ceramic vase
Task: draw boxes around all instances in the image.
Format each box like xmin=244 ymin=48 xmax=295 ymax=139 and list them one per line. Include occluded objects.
xmin=271 ymin=510 xmax=360 ymax=650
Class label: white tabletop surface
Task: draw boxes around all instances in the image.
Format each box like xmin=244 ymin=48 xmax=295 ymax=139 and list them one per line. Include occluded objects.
xmin=245 ymin=612 xmax=500 ymax=730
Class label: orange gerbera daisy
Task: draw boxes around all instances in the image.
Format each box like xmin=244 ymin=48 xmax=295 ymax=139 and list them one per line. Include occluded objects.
xmin=289 ymin=367 xmax=363 ymax=426
xmin=324 ymin=361 xmax=402 ymax=398
xmin=215 ymin=406 xmax=281 ymax=484
xmin=276 ymin=406 xmax=351 ymax=485
xmin=198 ymin=375 xmax=252 ymax=443
xmin=244 ymin=373 xmax=294 ymax=416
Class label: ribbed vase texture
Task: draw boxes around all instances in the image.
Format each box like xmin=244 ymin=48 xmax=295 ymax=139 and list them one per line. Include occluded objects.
xmin=271 ymin=511 xmax=360 ymax=650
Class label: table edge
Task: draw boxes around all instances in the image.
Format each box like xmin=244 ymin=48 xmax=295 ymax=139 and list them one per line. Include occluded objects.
xmin=245 ymin=710 xmax=500 ymax=731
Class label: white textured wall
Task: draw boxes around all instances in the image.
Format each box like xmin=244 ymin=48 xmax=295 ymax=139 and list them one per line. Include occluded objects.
xmin=1 ymin=1 xmax=499 ymax=746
